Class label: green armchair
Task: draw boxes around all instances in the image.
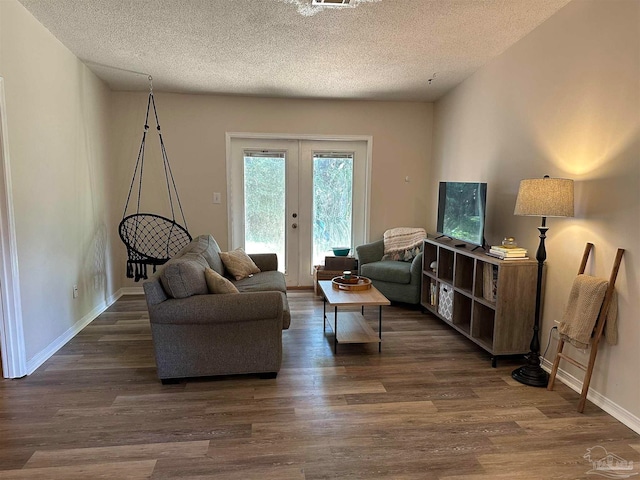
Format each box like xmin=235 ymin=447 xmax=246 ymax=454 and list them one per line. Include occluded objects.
xmin=356 ymin=239 xmax=423 ymax=304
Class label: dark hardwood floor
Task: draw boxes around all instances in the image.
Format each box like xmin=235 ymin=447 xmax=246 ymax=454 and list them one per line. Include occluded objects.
xmin=0 ymin=292 xmax=638 ymax=479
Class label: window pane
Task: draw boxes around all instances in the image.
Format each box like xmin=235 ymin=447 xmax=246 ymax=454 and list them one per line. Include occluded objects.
xmin=244 ymin=155 xmax=285 ymax=272
xmin=313 ymin=155 xmax=353 ymax=266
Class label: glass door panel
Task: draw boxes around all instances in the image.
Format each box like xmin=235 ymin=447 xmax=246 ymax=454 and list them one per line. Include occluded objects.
xmin=312 ymin=154 xmax=353 ymax=267
xmin=243 ymin=153 xmax=286 ymax=272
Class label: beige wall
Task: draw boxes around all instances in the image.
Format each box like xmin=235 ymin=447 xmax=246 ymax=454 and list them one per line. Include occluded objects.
xmin=111 ymin=93 xmax=433 ymax=286
xmin=0 ymin=1 xmax=116 ymax=363
xmin=3 ymin=0 xmax=636 ymax=430
xmin=432 ymin=0 xmax=639 ymax=420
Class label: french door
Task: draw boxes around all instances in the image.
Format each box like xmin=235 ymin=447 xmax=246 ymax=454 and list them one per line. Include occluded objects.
xmin=228 ymin=136 xmax=369 ymax=287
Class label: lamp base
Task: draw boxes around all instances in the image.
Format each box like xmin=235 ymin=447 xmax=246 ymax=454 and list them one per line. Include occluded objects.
xmin=512 ymin=364 xmax=549 ymax=388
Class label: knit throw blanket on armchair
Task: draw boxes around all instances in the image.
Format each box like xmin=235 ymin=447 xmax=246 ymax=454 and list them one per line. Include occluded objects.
xmin=382 ymin=227 xmax=426 ymax=262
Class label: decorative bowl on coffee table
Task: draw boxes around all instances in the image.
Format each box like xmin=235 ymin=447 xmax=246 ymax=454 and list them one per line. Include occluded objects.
xmin=332 ymin=276 xmax=372 ymax=291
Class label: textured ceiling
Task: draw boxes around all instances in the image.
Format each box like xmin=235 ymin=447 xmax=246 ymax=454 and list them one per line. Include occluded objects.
xmin=18 ymin=0 xmax=571 ymax=101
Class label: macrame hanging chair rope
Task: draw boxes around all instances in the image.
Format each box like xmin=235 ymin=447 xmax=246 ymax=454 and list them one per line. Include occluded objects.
xmin=119 ymin=76 xmax=191 ymax=281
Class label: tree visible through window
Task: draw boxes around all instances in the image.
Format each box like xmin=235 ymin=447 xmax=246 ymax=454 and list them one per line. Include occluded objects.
xmin=243 ymin=151 xmax=355 ymax=272
xmin=313 ymin=154 xmax=353 ymax=266
xmin=244 ymin=154 xmax=286 ymax=270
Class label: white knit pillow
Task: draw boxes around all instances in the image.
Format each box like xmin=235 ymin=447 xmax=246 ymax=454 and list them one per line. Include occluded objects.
xmin=219 ymin=248 xmax=261 ymax=280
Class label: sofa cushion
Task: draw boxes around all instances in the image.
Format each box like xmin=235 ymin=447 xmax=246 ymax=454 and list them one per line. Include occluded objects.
xmin=205 ymin=268 xmax=239 ymax=294
xmin=160 ymin=253 xmax=209 ymax=299
xmin=233 ymin=271 xmax=287 ymax=293
xmin=361 ymin=260 xmax=412 ymax=284
xmin=248 ymin=253 xmax=278 ymax=272
xmin=220 ymin=248 xmax=261 ymax=280
xmin=180 ymin=235 xmax=224 ymax=275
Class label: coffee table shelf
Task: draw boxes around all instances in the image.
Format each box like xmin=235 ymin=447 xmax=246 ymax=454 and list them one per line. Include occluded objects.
xmin=326 ymin=312 xmax=380 ymax=344
xmin=318 ymin=280 xmax=390 ymax=353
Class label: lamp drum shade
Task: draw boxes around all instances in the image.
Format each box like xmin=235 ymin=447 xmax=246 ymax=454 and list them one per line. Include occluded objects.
xmin=514 ymin=177 xmax=574 ymax=217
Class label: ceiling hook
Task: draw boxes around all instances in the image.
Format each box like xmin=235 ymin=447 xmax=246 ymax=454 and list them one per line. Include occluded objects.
xmin=148 ymin=75 xmax=153 ymax=93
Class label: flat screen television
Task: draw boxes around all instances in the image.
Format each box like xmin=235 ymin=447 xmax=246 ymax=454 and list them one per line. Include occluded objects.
xmin=436 ymin=182 xmax=487 ymax=248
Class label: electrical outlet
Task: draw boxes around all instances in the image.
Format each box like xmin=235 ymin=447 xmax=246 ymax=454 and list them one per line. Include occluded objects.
xmin=73 ymin=285 xmax=79 ymax=298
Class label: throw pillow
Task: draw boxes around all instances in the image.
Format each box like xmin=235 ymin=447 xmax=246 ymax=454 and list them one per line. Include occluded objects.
xmin=205 ymin=268 xmax=239 ymax=294
xmin=219 ymin=248 xmax=261 ymax=280
xmin=381 ymin=245 xmax=423 ymax=262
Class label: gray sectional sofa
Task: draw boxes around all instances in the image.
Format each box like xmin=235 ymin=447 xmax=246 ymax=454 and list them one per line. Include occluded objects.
xmin=143 ymin=234 xmax=290 ymax=383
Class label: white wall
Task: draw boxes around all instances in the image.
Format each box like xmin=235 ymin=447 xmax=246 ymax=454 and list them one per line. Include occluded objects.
xmin=431 ymin=0 xmax=639 ymax=425
xmin=111 ymin=93 xmax=433 ymax=286
xmin=0 ymin=1 xmax=117 ymax=368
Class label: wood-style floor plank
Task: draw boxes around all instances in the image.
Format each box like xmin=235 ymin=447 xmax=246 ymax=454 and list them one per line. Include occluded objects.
xmin=0 ymin=292 xmax=637 ymax=479
xmin=0 ymin=460 xmax=157 ymax=479
xmin=24 ymin=441 xmax=210 ymax=469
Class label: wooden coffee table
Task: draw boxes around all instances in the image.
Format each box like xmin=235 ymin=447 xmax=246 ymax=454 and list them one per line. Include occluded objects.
xmin=318 ymin=280 xmax=390 ymax=353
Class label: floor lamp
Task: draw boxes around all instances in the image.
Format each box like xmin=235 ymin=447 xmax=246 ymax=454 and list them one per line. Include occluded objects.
xmin=512 ymin=175 xmax=574 ymax=387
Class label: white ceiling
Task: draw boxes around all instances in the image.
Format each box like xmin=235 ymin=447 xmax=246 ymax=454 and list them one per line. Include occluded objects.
xmin=18 ymin=0 xmax=571 ymax=102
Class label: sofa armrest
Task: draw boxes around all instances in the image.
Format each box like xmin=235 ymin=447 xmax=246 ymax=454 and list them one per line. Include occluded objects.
xmin=143 ymin=277 xmax=168 ymax=306
xmin=148 ymin=291 xmax=283 ymax=326
xmin=356 ymin=239 xmax=384 ymax=267
xmin=410 ymin=252 xmax=423 ymax=283
xmin=249 ymin=253 xmax=278 ymax=272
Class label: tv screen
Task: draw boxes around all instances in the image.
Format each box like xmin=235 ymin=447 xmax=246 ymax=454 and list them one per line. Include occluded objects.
xmin=437 ymin=182 xmax=487 ymax=247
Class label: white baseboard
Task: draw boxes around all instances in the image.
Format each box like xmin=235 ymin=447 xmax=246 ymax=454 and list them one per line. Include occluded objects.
xmin=25 ymin=287 xmax=146 ymax=374
xmin=26 ymin=289 xmax=124 ymax=375
xmin=541 ymin=358 xmax=640 ymax=435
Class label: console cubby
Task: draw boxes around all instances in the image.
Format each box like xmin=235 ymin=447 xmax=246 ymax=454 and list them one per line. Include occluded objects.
xmin=475 ymin=260 xmax=497 ymax=305
xmin=423 ymin=242 xmax=438 ymax=274
xmin=437 ymin=248 xmax=454 ymax=283
xmin=452 ymin=292 xmax=472 ymax=334
xmin=472 ymin=302 xmax=495 ymax=349
xmin=420 ymin=236 xmax=539 ymax=365
xmin=454 ymin=254 xmax=474 ymax=294
xmin=421 ymin=277 xmax=438 ymax=309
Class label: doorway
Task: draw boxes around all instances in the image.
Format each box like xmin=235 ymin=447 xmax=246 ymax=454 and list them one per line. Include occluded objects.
xmin=228 ymin=135 xmax=370 ymax=287
xmin=0 ymin=77 xmax=27 ymax=378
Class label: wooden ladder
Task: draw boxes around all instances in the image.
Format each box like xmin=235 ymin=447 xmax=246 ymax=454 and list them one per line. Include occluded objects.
xmin=547 ymin=242 xmax=625 ymax=412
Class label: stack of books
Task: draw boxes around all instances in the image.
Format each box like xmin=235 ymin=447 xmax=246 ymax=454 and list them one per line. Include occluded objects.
xmin=487 ymin=245 xmax=529 ymax=260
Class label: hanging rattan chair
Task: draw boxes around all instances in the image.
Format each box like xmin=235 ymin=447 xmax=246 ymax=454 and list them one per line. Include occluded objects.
xmin=119 ymin=78 xmax=191 ymax=281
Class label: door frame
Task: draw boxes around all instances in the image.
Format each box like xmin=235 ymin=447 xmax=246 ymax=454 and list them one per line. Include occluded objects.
xmin=0 ymin=77 xmax=27 ymax=378
xmin=225 ymin=132 xmax=373 ymax=278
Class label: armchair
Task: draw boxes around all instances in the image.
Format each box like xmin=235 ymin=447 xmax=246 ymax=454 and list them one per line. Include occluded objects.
xmin=356 ymin=238 xmax=423 ymax=305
